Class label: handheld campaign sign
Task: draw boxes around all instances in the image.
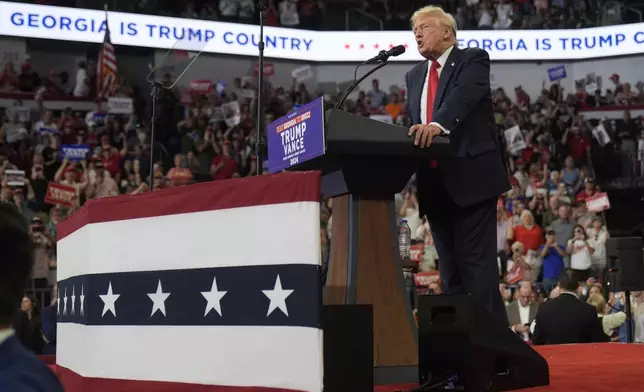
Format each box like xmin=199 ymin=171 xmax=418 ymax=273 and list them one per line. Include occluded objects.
xmin=267 ymin=97 xmax=325 ymax=174
xmin=61 ymin=144 xmax=90 ymax=161
xmin=547 ymin=65 xmax=566 ymax=82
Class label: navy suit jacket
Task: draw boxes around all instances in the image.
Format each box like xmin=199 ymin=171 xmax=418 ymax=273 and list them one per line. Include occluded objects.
xmin=0 ymin=335 xmax=64 ymax=392
xmin=405 ymin=46 xmax=509 ymax=214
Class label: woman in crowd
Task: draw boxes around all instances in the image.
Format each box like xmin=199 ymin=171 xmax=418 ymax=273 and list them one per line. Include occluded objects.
xmin=19 ymin=295 xmax=44 ymax=354
xmin=587 ymin=293 xmax=625 ymax=339
xmin=507 ymin=241 xmax=534 ymax=284
xmin=587 ymin=217 xmax=609 ymax=281
xmin=567 ymin=224 xmax=595 ymax=282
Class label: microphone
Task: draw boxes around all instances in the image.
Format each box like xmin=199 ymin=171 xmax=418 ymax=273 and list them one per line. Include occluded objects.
xmin=365 ymin=45 xmax=406 ymax=64
xmin=334 ymin=44 xmax=405 ymax=110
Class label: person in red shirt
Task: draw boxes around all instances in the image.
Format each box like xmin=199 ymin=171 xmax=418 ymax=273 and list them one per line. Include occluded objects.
xmin=210 ymin=140 xmax=238 ymax=180
xmin=564 ymin=126 xmax=591 ymax=163
xmin=509 ymin=210 xmax=544 ymax=252
xmin=100 ymin=146 xmax=121 ymax=179
xmin=575 ymin=178 xmax=597 ymax=204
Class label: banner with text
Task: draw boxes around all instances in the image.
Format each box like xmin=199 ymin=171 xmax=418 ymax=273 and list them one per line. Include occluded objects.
xmin=107 ymin=97 xmax=133 ymax=114
xmin=44 ymin=182 xmax=76 ymax=207
xmin=3 ymin=2 xmax=644 ymax=62
xmin=61 ymin=144 xmax=89 ymax=161
xmin=267 ymin=97 xmax=325 ymax=174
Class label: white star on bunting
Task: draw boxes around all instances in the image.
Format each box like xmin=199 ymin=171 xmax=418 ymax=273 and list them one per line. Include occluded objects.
xmin=147 ymin=280 xmax=171 ymax=317
xmin=63 ymin=287 xmax=68 ymax=316
xmin=71 ymin=286 xmax=76 ymax=315
xmin=79 ymin=285 xmax=85 ymax=316
xmin=262 ymin=275 xmax=294 ymax=317
xmin=56 ymin=289 xmax=60 ymax=316
xmin=99 ymin=282 xmax=120 ymax=317
xmin=201 ymin=277 xmax=227 ymax=317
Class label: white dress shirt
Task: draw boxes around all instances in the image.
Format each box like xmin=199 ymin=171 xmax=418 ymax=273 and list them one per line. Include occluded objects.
xmin=518 ymin=302 xmax=531 ymax=341
xmin=420 ymin=45 xmax=455 ymax=134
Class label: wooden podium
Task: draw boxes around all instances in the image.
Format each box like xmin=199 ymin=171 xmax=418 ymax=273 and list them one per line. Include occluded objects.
xmin=297 ymin=110 xmax=450 ymax=384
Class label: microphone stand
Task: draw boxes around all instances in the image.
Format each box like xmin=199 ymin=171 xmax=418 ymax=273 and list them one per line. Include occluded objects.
xmin=334 ymin=60 xmax=388 ymax=111
xmin=255 ymin=1 xmax=267 ymax=175
xmin=148 ymin=80 xmax=162 ymax=191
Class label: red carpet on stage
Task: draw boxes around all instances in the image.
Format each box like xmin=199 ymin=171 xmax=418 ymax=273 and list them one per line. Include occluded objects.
xmin=375 ymin=343 xmax=644 ymax=392
xmin=45 ymin=343 xmax=644 ymax=392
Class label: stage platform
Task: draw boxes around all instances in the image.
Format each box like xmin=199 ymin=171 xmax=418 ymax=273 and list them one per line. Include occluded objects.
xmin=375 ymin=343 xmax=644 ymax=392
xmin=43 ymin=343 xmax=643 ymax=392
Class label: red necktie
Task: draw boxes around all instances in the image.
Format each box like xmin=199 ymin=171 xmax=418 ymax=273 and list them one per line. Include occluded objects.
xmin=426 ymin=61 xmax=441 ymax=123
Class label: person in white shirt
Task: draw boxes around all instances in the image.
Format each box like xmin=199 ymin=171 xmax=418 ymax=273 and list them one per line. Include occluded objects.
xmin=586 ymin=217 xmax=608 ymax=281
xmin=73 ymin=61 xmax=89 ymax=97
xmin=567 ymin=224 xmax=595 ymax=282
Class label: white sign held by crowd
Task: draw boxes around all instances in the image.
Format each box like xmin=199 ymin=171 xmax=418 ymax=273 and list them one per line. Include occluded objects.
xmin=586 ymin=192 xmax=611 ymax=212
xmin=108 ymin=97 xmax=133 ymax=114
xmin=291 ymin=65 xmax=313 ymax=82
xmin=504 ymin=126 xmax=526 ymax=155
xmin=592 ymin=124 xmax=611 ymax=147
xmin=5 ymin=169 xmax=25 ymax=187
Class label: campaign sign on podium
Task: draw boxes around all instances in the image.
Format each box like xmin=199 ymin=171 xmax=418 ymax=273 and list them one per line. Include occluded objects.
xmin=267 ymin=97 xmax=325 ymax=174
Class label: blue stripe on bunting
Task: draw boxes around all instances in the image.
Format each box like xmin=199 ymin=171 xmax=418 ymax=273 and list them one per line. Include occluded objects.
xmin=57 ymin=264 xmax=321 ymax=329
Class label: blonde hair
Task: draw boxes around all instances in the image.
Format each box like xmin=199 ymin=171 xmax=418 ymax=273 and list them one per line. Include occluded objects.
xmin=410 ymin=6 xmax=458 ymax=39
xmin=587 ymin=294 xmax=606 ymax=314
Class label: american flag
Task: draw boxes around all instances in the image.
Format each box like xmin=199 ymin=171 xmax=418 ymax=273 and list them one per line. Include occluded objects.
xmin=97 ymin=11 xmax=117 ymax=100
xmin=54 ymin=172 xmax=324 ymax=392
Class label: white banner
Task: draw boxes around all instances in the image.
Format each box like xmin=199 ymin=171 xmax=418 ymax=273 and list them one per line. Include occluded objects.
xmin=3 ymin=1 xmax=644 ymax=62
xmin=108 ymin=97 xmax=133 ymax=114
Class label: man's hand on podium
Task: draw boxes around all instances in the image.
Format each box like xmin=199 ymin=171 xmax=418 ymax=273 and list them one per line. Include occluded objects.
xmin=409 ymin=123 xmax=442 ymax=148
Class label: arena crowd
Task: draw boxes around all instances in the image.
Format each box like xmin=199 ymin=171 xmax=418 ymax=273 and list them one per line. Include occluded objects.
xmin=1 ymin=0 xmax=644 ymax=358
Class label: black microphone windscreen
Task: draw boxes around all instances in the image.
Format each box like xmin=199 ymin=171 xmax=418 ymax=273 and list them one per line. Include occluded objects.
xmin=391 ymin=45 xmax=406 ymax=56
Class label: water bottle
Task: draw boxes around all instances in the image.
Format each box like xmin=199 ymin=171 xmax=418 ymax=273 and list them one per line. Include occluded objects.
xmin=398 ymin=219 xmax=412 ymax=260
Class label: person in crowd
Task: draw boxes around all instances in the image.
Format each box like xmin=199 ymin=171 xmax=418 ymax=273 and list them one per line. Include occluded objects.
xmin=532 ymin=269 xmax=608 ymax=345
xmin=507 ymin=241 xmax=536 ymax=284
xmin=506 ymin=284 xmax=539 ymax=342
xmin=405 ymin=5 xmax=509 ymax=323
xmin=19 ymin=295 xmax=43 ymax=354
xmin=567 ymin=224 xmax=594 ymax=282
xmin=587 ymin=293 xmax=626 ymax=339
xmin=508 ymin=210 xmax=544 ymax=252
xmin=551 ymin=204 xmax=574 ymax=248
xmin=166 ymin=154 xmax=193 ymax=187
xmin=399 ymin=187 xmax=422 ymax=236
xmin=586 ymin=217 xmax=609 ymax=281
xmin=538 ymin=229 xmax=567 ymax=295
xmin=0 ymin=202 xmax=64 ymax=391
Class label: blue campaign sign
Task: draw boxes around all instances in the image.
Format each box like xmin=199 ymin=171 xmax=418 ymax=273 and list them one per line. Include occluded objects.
xmin=61 ymin=144 xmax=90 ymax=161
xmin=547 ymin=65 xmax=567 ymax=82
xmin=267 ymin=97 xmax=325 ymax=174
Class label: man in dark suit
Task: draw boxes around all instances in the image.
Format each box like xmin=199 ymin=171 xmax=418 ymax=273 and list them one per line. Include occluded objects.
xmin=406 ymin=6 xmax=509 ymax=322
xmin=0 ymin=202 xmax=64 ymax=391
xmin=532 ymin=269 xmax=608 ymax=345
